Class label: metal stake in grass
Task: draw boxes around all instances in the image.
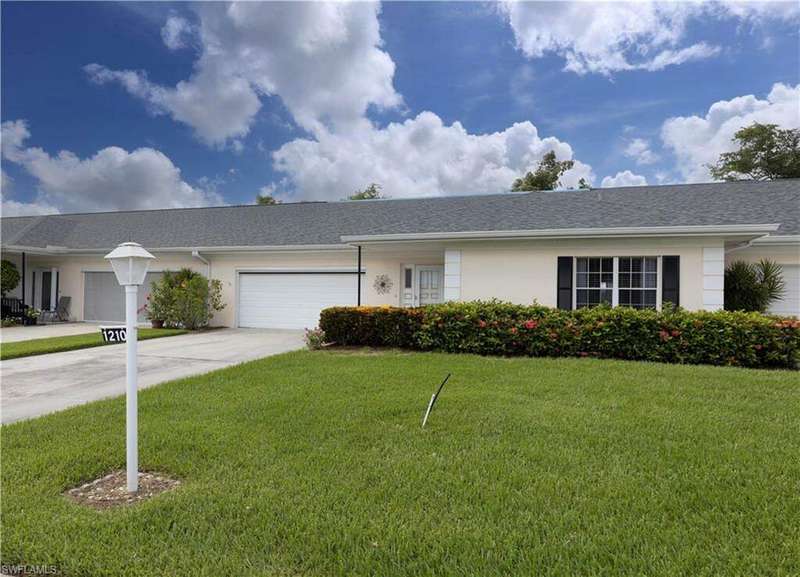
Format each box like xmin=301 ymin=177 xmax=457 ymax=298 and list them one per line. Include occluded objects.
xmin=422 ymin=373 xmax=450 ymax=428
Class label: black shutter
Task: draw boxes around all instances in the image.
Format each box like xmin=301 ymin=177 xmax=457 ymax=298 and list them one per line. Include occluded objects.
xmin=557 ymin=257 xmax=573 ymax=310
xmin=662 ymin=255 xmax=680 ymax=308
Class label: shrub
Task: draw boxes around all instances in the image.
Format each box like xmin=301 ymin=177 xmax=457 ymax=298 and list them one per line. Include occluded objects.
xmin=319 ymin=301 xmax=800 ymax=369
xmin=725 ymin=259 xmax=786 ymax=312
xmin=1 ymin=260 xmax=20 ymax=297
xmin=319 ymin=306 xmax=422 ymax=348
xmin=304 ymin=328 xmax=326 ymax=350
xmin=146 ymin=269 xmax=225 ymax=330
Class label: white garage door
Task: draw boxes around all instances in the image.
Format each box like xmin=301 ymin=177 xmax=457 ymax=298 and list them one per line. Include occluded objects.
xmin=769 ymin=264 xmax=800 ymax=317
xmin=238 ymin=272 xmax=359 ymax=329
xmin=84 ymin=272 xmax=163 ymax=323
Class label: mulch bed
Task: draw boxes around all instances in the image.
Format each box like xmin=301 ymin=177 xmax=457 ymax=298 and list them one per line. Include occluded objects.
xmin=64 ymin=470 xmax=180 ymax=510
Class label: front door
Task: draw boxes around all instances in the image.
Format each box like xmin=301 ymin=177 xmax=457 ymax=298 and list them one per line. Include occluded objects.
xmin=417 ymin=266 xmax=444 ymax=305
xmin=33 ymin=269 xmax=58 ymax=311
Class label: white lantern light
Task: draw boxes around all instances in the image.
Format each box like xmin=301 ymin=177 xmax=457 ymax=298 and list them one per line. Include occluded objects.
xmin=104 ymin=242 xmax=155 ymax=286
xmin=103 ymin=242 xmax=156 ymax=493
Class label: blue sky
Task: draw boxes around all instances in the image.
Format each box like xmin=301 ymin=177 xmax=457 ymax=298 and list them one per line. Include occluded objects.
xmin=1 ymin=1 xmax=798 ymax=215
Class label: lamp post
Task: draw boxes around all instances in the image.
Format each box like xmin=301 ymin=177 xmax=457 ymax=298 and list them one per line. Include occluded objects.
xmin=104 ymin=242 xmax=155 ymax=492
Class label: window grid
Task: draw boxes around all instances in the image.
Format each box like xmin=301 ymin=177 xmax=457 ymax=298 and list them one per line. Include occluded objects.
xmin=575 ymin=257 xmax=613 ymax=308
xmin=574 ymin=257 xmax=659 ymax=310
xmin=618 ymin=257 xmax=658 ymax=309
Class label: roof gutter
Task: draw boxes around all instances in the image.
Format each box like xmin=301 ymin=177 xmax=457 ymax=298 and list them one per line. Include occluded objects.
xmin=0 ymin=243 xmax=352 ymax=255
xmin=340 ymin=224 xmax=782 ymax=244
xmin=750 ymin=234 xmax=800 ymax=246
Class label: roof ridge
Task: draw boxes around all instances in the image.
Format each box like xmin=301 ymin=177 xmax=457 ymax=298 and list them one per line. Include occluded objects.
xmin=0 ymin=178 xmax=797 ymax=221
xmin=2 ymin=214 xmax=48 ymax=245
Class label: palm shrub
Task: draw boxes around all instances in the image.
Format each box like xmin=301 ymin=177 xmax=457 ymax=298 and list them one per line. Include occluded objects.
xmin=725 ymin=259 xmax=785 ymax=312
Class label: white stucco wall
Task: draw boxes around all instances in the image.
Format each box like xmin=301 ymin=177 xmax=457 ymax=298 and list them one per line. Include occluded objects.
xmin=456 ymin=237 xmax=723 ymax=311
xmin=13 ymin=234 xmax=791 ymax=326
xmin=21 ymin=253 xmax=202 ymax=322
xmin=21 ymin=250 xmax=366 ymax=326
xmin=362 ymin=246 xmax=444 ymax=306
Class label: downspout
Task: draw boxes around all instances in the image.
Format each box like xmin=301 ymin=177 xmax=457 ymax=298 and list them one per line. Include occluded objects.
xmin=357 ymin=245 xmax=362 ymax=306
xmin=21 ymin=252 xmax=26 ymax=305
xmin=192 ymin=250 xmax=211 ymax=277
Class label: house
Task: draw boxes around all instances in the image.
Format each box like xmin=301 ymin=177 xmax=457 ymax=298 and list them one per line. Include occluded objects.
xmin=1 ymin=180 xmax=798 ymax=328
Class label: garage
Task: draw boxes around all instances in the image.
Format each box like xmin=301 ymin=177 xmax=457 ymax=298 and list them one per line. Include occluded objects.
xmin=238 ymin=272 xmax=360 ymax=329
xmin=83 ymin=271 xmax=163 ymax=323
xmin=769 ymin=264 xmax=800 ymax=317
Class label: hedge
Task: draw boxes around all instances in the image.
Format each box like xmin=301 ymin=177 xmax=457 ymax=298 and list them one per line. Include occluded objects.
xmin=319 ymin=302 xmax=800 ymax=369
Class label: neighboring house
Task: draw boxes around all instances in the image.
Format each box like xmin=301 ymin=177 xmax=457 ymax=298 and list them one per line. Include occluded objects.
xmin=1 ymin=180 xmax=798 ymax=329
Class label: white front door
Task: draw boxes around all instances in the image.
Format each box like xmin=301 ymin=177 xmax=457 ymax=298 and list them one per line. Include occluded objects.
xmin=416 ymin=266 xmax=444 ymax=305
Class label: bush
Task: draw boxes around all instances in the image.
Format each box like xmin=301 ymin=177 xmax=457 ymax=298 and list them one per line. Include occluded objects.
xmin=146 ymin=269 xmax=225 ymax=330
xmin=725 ymin=259 xmax=786 ymax=312
xmin=319 ymin=301 xmax=800 ymax=370
xmin=304 ymin=328 xmax=326 ymax=350
xmin=1 ymin=260 xmax=20 ymax=297
xmin=319 ymin=306 xmax=422 ymax=347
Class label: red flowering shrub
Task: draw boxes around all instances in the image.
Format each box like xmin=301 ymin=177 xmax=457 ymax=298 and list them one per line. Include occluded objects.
xmin=319 ymin=301 xmax=800 ymax=369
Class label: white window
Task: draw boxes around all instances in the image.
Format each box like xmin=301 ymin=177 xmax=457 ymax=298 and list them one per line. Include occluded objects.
xmin=618 ymin=257 xmax=658 ymax=309
xmin=576 ymin=257 xmax=613 ymax=308
xmin=574 ymin=256 xmax=660 ymax=310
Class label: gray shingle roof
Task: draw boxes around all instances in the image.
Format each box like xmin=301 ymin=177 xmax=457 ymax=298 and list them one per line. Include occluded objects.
xmin=2 ymin=180 xmax=798 ymax=250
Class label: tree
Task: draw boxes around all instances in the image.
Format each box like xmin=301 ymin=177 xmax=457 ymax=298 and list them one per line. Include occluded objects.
xmin=256 ymin=194 xmax=279 ymax=205
xmin=348 ymin=183 xmax=383 ymax=200
xmin=511 ymin=151 xmax=575 ymax=192
xmin=146 ymin=268 xmax=225 ymax=330
xmin=1 ymin=260 xmax=20 ymax=297
xmin=578 ymin=177 xmax=591 ymax=190
xmin=724 ymin=259 xmax=785 ymax=313
xmin=709 ymin=123 xmax=800 ymax=181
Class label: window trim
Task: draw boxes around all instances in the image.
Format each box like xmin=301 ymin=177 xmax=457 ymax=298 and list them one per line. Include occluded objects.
xmin=572 ymin=256 xmax=662 ymax=311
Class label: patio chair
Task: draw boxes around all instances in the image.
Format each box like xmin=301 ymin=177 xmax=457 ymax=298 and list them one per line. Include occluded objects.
xmin=40 ymin=296 xmax=71 ymax=323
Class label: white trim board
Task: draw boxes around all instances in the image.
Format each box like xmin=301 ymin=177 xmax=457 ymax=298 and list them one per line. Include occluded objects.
xmin=341 ymin=224 xmax=780 ymax=244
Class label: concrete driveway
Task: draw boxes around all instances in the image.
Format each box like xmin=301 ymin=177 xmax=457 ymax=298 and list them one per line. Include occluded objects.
xmin=1 ymin=328 xmax=304 ymax=424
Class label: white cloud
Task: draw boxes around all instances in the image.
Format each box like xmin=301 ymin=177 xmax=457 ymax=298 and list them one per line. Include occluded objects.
xmin=638 ymin=42 xmax=721 ymax=72
xmin=624 ymin=138 xmax=659 ymax=165
xmin=661 ymin=82 xmax=800 ymax=182
xmin=85 ymin=63 xmax=261 ymax=150
xmin=1 ymin=161 xmax=61 ymax=217
xmin=87 ymin=2 xmax=401 ymax=147
xmin=498 ymin=1 xmax=798 ymax=75
xmin=272 ymin=111 xmax=594 ymax=201
xmin=259 ymin=183 xmax=277 ymax=197
xmin=1 ymin=170 xmax=11 ymax=193
xmin=601 ymin=170 xmax=648 ymax=188
xmin=1 ymin=198 xmax=60 ymax=217
xmin=161 ymin=15 xmax=195 ymax=50
xmin=1 ymin=120 xmax=221 ymax=214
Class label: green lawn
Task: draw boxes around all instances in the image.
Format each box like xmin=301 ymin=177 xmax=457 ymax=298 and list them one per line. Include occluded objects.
xmin=2 ymin=351 xmax=798 ymax=576
xmin=0 ymin=328 xmax=188 ymax=360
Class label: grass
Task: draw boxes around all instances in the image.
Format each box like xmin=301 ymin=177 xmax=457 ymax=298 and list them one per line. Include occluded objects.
xmin=0 ymin=328 xmax=188 ymax=360
xmin=1 ymin=350 xmax=798 ymax=576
